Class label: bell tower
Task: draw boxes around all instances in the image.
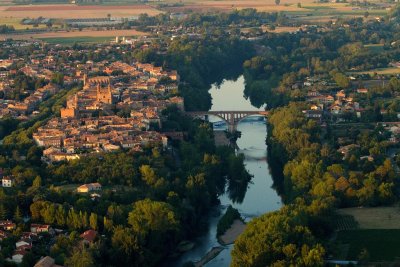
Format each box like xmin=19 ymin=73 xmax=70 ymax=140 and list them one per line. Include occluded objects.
xmin=83 ymin=74 xmax=88 ymax=88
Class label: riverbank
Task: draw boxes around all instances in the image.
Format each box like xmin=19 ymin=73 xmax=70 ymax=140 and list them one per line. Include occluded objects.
xmin=194 ymin=246 xmax=224 ymax=267
xmin=218 ymin=219 xmax=246 ymax=245
xmin=214 ymin=131 xmax=230 ymax=146
xmin=173 ymin=76 xmax=282 ymax=267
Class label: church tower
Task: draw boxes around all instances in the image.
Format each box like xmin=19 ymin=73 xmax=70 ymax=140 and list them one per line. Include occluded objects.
xmin=83 ymin=74 xmax=88 ymax=88
xmin=96 ymin=83 xmax=113 ymax=104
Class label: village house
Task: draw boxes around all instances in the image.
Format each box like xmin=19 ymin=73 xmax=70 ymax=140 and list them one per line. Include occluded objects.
xmin=80 ymin=229 xmax=98 ymax=245
xmin=304 ymin=110 xmax=323 ymax=122
xmin=338 ymin=144 xmax=360 ymax=159
xmin=8 ymin=237 xmax=33 ymax=264
xmin=357 ymin=88 xmax=368 ymax=94
xmin=16 ymin=239 xmax=32 ymax=249
xmin=10 ymin=249 xmax=28 ymax=264
xmin=0 ymin=220 xmax=16 ymax=231
xmin=2 ymin=176 xmax=14 ymax=187
xmin=77 ymin=183 xmax=102 ymax=193
xmin=30 ymin=224 xmax=54 ymax=234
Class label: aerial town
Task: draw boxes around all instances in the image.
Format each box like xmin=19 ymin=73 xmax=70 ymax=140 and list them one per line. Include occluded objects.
xmin=1 ymin=0 xmax=400 ymax=267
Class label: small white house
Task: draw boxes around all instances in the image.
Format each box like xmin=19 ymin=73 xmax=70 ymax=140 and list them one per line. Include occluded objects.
xmin=2 ymin=176 xmax=13 ymax=187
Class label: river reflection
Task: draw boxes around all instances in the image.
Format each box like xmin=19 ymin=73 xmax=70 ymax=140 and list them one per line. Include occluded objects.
xmin=174 ymin=76 xmax=282 ymax=267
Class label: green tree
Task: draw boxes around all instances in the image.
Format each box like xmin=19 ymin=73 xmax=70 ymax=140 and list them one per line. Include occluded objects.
xmin=128 ymin=199 xmax=178 ymax=236
xmin=231 ymin=205 xmax=325 ymax=267
xmin=55 ymin=206 xmax=66 ymax=226
xmin=65 ymin=247 xmax=94 ymax=267
xmin=51 ymin=72 xmax=64 ymax=86
xmin=111 ymin=226 xmax=141 ymax=263
xmin=89 ymin=213 xmax=98 ymax=231
xmin=0 ymin=204 xmax=8 ymax=220
xmin=332 ymin=72 xmax=350 ymax=88
xmin=32 ymin=176 xmax=42 ymax=188
xmin=14 ymin=206 xmax=22 ymax=223
xmin=20 ymin=252 xmax=36 ymax=267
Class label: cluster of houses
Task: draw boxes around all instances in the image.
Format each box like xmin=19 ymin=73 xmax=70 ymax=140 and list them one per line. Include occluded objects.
xmin=304 ymin=89 xmax=365 ymax=121
xmin=0 ymin=40 xmax=186 ymax=162
xmin=381 ymin=122 xmax=400 ymax=143
xmin=0 ymin=39 xmax=177 ymax=120
xmin=0 ymin=83 xmax=60 ymax=118
xmin=0 ymin=221 xmax=54 ymax=264
xmin=31 ymin=60 xmax=182 ymax=161
xmin=298 ymin=74 xmax=374 ymax=123
xmin=0 ymin=218 xmax=97 ymax=265
xmin=60 ymin=62 xmax=181 ymax=119
xmin=33 ymin=116 xmax=169 ymax=161
xmin=299 ymin=76 xmax=400 ymax=162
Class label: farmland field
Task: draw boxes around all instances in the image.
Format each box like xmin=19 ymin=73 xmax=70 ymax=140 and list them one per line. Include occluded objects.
xmin=39 ymin=36 xmax=114 ymax=45
xmin=159 ymin=0 xmax=393 ymax=17
xmin=0 ymin=29 xmax=147 ymax=41
xmin=335 ymin=230 xmax=400 ymax=261
xmin=0 ymin=1 xmax=393 ymax=25
xmin=332 ymin=214 xmax=359 ymax=231
xmin=338 ymin=207 xmax=400 ymax=229
xmin=0 ymin=4 xmax=161 ymax=19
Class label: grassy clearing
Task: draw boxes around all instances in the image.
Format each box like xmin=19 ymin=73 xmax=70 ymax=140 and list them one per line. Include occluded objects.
xmin=336 ymin=229 xmax=400 ymax=261
xmin=54 ymin=184 xmax=80 ymax=192
xmin=364 ymin=43 xmax=385 ymax=53
xmin=350 ymin=67 xmax=400 ymax=75
xmin=338 ymin=207 xmax=400 ymax=229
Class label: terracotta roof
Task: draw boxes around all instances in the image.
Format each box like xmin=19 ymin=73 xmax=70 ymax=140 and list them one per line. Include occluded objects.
xmin=34 ymin=256 xmax=59 ymax=267
xmin=80 ymin=229 xmax=97 ymax=243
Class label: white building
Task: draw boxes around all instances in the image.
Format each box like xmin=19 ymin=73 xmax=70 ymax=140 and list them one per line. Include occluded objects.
xmin=2 ymin=176 xmax=13 ymax=187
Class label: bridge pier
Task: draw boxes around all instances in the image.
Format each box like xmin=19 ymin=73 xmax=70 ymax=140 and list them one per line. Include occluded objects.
xmin=228 ymin=123 xmax=237 ymax=133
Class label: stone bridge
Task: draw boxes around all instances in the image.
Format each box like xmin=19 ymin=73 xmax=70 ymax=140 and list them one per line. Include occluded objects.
xmin=186 ymin=110 xmax=269 ymax=133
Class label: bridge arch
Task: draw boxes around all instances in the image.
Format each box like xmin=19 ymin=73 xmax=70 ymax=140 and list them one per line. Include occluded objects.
xmin=186 ymin=110 xmax=269 ymax=133
xmin=236 ymin=114 xmax=266 ymax=125
xmin=189 ymin=113 xmax=229 ymax=125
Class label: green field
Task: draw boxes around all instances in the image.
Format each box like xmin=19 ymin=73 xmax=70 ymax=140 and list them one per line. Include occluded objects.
xmin=40 ymin=36 xmax=113 ymax=44
xmin=332 ymin=214 xmax=359 ymax=231
xmin=350 ymin=67 xmax=400 ymax=75
xmin=364 ymin=43 xmax=385 ymax=53
xmin=336 ymin=230 xmax=400 ymax=262
xmin=0 ymin=17 xmax=48 ymax=30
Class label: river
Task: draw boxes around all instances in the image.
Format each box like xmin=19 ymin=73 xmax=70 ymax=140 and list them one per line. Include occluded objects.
xmin=174 ymin=75 xmax=282 ymax=267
